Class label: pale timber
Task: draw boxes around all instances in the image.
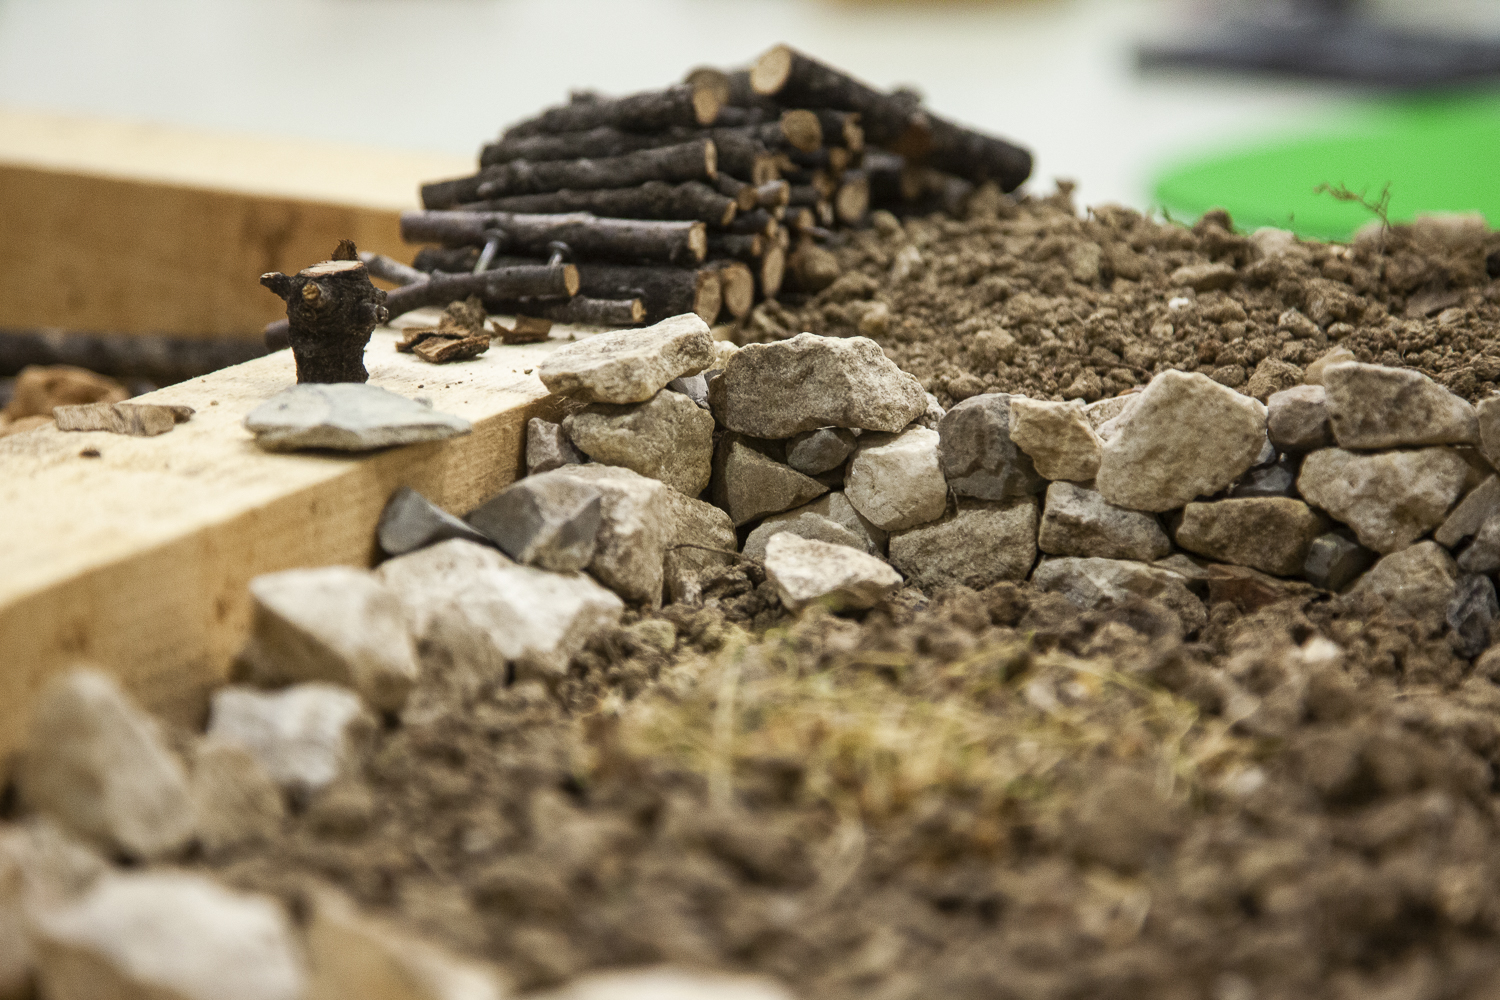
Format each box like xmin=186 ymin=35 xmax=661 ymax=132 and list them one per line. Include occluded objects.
xmin=0 ymin=320 xmax=584 ymax=759
xmin=0 ymin=107 xmax=472 ymax=339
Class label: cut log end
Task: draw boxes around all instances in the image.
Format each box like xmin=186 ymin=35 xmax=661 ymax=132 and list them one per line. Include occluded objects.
xmin=562 ymin=264 xmax=581 ymax=297
xmin=760 ymin=243 xmax=786 ymax=300
xmin=703 ymin=140 xmax=719 ymax=180
xmin=694 ymin=272 xmax=723 ymax=326
xmin=836 ymin=174 xmax=870 ymax=226
xmin=688 ymin=223 xmax=708 ymax=263
xmin=752 ymin=45 xmax=795 ymax=96
xmin=302 ymin=260 xmax=366 ymax=277
xmin=684 ymin=67 xmax=731 ymax=108
xmin=711 ymin=262 xmax=755 ymax=319
xmin=692 ymin=86 xmax=724 ymax=128
xmin=780 ymin=109 xmax=822 ymax=153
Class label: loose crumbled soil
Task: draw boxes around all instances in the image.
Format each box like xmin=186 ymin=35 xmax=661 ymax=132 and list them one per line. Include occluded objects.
xmin=195 ymin=197 xmax=1500 ymax=999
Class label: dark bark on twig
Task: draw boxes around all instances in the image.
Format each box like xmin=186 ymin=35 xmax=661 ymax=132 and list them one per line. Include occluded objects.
xmin=0 ymin=329 xmax=266 ymax=385
xmin=401 ymin=210 xmax=707 ymax=266
xmin=786 ymin=145 xmax=851 ymax=174
xmin=704 ymin=260 xmax=755 ymax=318
xmin=479 ymin=127 xmax=769 ymax=185
xmin=359 ymin=252 xmax=428 ymax=287
xmin=263 ymin=265 xmax=577 ymax=352
xmin=722 ymin=209 xmax=778 ymax=237
xmin=706 ymin=232 xmax=763 ymax=262
xmin=714 ymin=175 xmax=758 ymax=213
xmin=750 ymin=44 xmax=1031 ymax=191
xmin=810 ymin=109 xmax=864 ymax=151
xmin=501 ymin=296 xmax=646 ymax=326
xmin=504 ymin=84 xmax=721 ymax=138
xmin=261 ymin=256 xmax=388 ymax=383
xmin=423 ymin=141 xmax=716 ymax=209
xmin=755 ymin=180 xmax=790 ymax=210
xmin=413 ymin=246 xmax=479 ymax=274
xmin=572 ymin=264 xmax=722 ymax=324
xmin=865 ymin=151 xmax=920 ymax=204
xmin=453 ymin=181 xmax=736 ymax=226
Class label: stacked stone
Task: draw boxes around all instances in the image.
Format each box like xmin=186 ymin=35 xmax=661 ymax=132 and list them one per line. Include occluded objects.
xmin=404 ymin=315 xmax=1500 ymax=649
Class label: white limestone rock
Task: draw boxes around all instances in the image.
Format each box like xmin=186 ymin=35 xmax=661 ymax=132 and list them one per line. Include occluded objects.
xmin=564 ymin=389 xmax=715 ymax=496
xmin=846 ymin=426 xmax=948 ymax=531
xmin=535 ymin=967 xmax=794 ymax=1000
xmin=241 ymin=566 xmax=420 ymax=712
xmin=1322 ymin=362 xmax=1478 ymax=449
xmin=1094 ymin=370 xmax=1267 ymax=513
xmin=189 ymin=739 xmax=286 ymax=856
xmin=707 ymin=332 xmax=926 ymax=438
xmin=1036 ymin=481 xmax=1171 ymax=562
xmin=888 ymin=500 xmax=1038 ymax=592
xmin=1031 ymin=556 xmax=1207 ymax=635
xmin=1174 ymin=498 xmax=1330 ymax=576
xmin=1266 ymin=384 xmax=1333 ymax=452
xmin=1348 ymin=541 xmax=1459 ymax=622
xmin=19 ymin=669 xmax=193 ymax=861
xmin=742 ymin=492 xmax=887 ymax=560
xmin=244 ymin=383 xmax=470 ymax=452
xmin=29 ymin=871 xmax=305 ymax=1000
xmin=1008 ymin=397 xmax=1103 ymax=482
xmin=209 ymin=684 xmax=372 ymax=797
xmin=1297 ymin=447 xmax=1469 ymax=553
xmin=763 ymin=533 xmax=902 ymax=612
xmin=537 ymin=313 xmax=714 ymax=404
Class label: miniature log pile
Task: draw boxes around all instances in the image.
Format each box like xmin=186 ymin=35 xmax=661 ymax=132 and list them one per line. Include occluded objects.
xmin=386 ymin=45 xmax=1031 ymax=335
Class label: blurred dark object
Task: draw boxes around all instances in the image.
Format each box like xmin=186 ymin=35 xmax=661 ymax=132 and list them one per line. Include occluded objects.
xmin=1139 ymin=0 xmax=1500 ymax=87
xmin=0 ymin=328 xmax=266 ymax=389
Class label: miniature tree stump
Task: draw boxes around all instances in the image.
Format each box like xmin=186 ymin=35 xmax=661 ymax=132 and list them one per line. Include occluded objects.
xmin=261 ymin=244 xmax=389 ymax=383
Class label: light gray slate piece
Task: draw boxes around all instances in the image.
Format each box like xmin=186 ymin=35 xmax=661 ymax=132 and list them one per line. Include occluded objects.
xmin=786 ymin=428 xmax=857 ymax=476
xmin=377 ymin=486 xmax=492 ymax=558
xmin=1030 ymin=556 xmax=1206 ymax=635
xmin=537 ymin=313 xmax=714 ymax=404
xmin=467 ymin=476 xmax=603 ymax=573
xmin=547 ymin=465 xmax=736 ymax=607
xmin=1448 ymin=574 xmax=1498 ymax=658
xmin=244 ymin=383 xmax=470 ymax=452
xmin=1174 ymin=498 xmax=1330 ymax=577
xmin=208 ymin=684 xmax=373 ymax=796
xmin=1229 ymin=456 xmax=1299 ymax=499
xmin=1266 ymin=385 xmax=1332 ymax=452
xmin=888 ymin=500 xmax=1038 ymax=592
xmin=1007 ymin=398 xmax=1102 ymax=482
xmin=240 ymin=566 xmax=420 ymax=712
xmin=1348 ymin=541 xmax=1458 ymax=622
xmin=1322 ymin=362 xmax=1478 ymax=449
xmin=1094 ymin=370 xmax=1267 ymax=513
xmin=1297 ymin=447 xmax=1470 ymax=553
xmin=937 ymin=393 xmax=1045 ymax=500
xmin=712 ymin=435 xmax=828 ymax=527
xmin=742 ymin=513 xmax=865 ymax=562
xmin=763 ymin=533 xmax=902 ymax=612
xmin=1301 ymin=531 xmax=1377 ymax=591
xmin=19 ymin=670 xmax=193 ymax=862
xmin=29 ymin=872 xmax=305 ymax=1000
xmin=707 ymin=333 xmax=926 ymax=438
xmin=564 ymin=390 xmax=715 ymax=496
xmin=743 ymin=492 xmax=886 ymax=559
xmin=666 ymin=372 xmax=710 ymax=409
xmin=847 ymin=426 xmax=948 ymax=531
xmin=1435 ymin=475 xmax=1500 ymax=548
xmin=526 ymin=418 xmax=585 ymax=475
xmin=1037 ymin=482 xmax=1171 ymax=562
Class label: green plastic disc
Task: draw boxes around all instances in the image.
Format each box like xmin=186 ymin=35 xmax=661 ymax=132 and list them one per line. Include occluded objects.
xmin=1151 ymin=92 xmax=1500 ymax=241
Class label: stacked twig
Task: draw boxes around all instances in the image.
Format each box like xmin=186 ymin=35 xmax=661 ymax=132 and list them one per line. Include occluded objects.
xmin=265 ymin=46 xmax=1031 ymax=349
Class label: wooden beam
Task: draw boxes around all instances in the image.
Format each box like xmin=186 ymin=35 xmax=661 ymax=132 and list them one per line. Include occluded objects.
xmin=0 ymin=107 xmax=472 ymax=339
xmin=0 ymin=324 xmax=571 ymax=759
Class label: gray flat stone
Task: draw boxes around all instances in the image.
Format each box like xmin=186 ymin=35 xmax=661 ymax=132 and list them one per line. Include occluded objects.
xmin=19 ymin=670 xmax=193 ymax=861
xmin=1036 ymin=481 xmax=1171 ymax=562
xmin=1008 ymin=398 xmax=1102 ymax=482
xmin=1175 ymin=498 xmax=1330 ymax=576
xmin=786 ymin=427 xmax=857 ymax=476
xmin=1323 ymin=362 xmax=1478 ymax=449
xmin=1448 ymin=574 xmax=1497 ymax=658
xmin=707 ymin=332 xmax=926 ymax=438
xmin=763 ymin=533 xmax=902 ymax=612
xmin=467 ymin=476 xmax=603 ymax=573
xmin=1348 ymin=541 xmax=1458 ymax=622
xmin=240 ymin=566 xmax=420 ymax=712
xmin=888 ymin=500 xmax=1038 ymax=592
xmin=1229 ymin=456 xmax=1299 ymax=499
xmin=743 ymin=492 xmax=886 ymax=560
xmin=376 ymin=486 xmax=492 ymax=559
xmin=847 ymin=426 xmax=948 ymax=531
xmin=1301 ymin=531 xmax=1377 ymax=591
xmin=537 ymin=314 xmax=714 ymax=404
xmin=526 ymin=418 xmax=585 ymax=475
xmin=1266 ymin=385 xmax=1332 ymax=452
xmin=666 ymin=372 xmax=710 ymax=409
xmin=712 ymin=435 xmax=828 ymax=527
xmin=564 ymin=389 xmax=715 ymax=496
xmin=1298 ymin=447 xmax=1469 ymax=553
xmin=1094 ymin=370 xmax=1267 ymax=513
xmin=937 ymin=393 xmax=1045 ymax=501
xmin=244 ymin=383 xmax=470 ymax=452
xmin=1435 ymin=475 xmax=1500 ymax=548
xmin=1031 ymin=556 xmax=1206 ymax=635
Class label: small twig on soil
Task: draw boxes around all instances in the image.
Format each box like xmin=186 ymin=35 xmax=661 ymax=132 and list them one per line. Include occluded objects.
xmin=1314 ymin=181 xmax=1392 ymax=251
